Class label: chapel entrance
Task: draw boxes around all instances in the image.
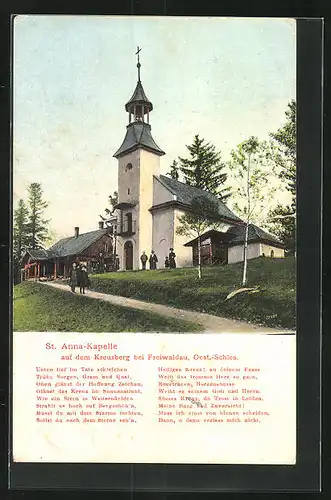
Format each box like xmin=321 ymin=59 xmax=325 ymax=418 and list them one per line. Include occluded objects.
xmin=124 ymin=241 xmax=133 ymax=270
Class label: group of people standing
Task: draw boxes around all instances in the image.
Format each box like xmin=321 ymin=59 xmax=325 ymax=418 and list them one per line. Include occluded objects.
xmin=69 ymin=262 xmax=90 ymax=294
xmin=140 ymin=248 xmax=176 ymax=271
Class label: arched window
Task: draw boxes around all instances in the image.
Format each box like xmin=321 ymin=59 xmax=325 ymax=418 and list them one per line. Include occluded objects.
xmin=126 ymin=163 xmax=133 ymax=171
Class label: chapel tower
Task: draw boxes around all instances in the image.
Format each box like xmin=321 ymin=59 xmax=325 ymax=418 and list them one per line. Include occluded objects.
xmin=113 ymin=47 xmax=165 ymax=271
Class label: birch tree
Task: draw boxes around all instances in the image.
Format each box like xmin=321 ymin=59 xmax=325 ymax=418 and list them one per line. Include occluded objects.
xmin=176 ymin=196 xmax=222 ymax=279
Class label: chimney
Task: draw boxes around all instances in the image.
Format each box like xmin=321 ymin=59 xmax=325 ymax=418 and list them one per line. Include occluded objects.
xmin=74 ymin=226 xmax=79 ymax=238
xmin=98 ymin=221 xmax=104 ymax=229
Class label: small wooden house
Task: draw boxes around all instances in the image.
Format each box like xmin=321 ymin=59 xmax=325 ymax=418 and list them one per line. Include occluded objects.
xmin=21 ymin=224 xmax=115 ymax=281
xmin=184 ymin=224 xmax=285 ymax=266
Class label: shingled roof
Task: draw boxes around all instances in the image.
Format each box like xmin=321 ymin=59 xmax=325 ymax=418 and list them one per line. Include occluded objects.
xmin=125 ymin=81 xmax=153 ymax=112
xmin=22 ymin=248 xmax=50 ymax=261
xmin=154 ymin=175 xmax=243 ymax=223
xmin=113 ymin=122 xmax=165 ymax=158
xmin=47 ymin=229 xmax=108 ymax=258
xmin=226 ymin=224 xmax=285 ymax=248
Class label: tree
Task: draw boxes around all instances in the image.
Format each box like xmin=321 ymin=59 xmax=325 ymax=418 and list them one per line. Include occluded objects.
xmin=268 ymin=100 xmax=296 ymax=252
xmin=167 ymin=159 xmax=179 ymax=180
xmin=26 ymin=183 xmax=50 ymax=250
xmin=270 ymin=99 xmax=296 ymax=206
xmin=266 ymin=204 xmax=296 ymax=255
xmin=229 ymin=137 xmax=274 ymax=286
xmin=178 ymin=134 xmax=231 ymax=201
xmin=176 ymin=196 xmax=222 ymax=279
xmin=13 ymin=199 xmax=29 ymax=281
xmin=100 ymin=191 xmax=118 ymax=224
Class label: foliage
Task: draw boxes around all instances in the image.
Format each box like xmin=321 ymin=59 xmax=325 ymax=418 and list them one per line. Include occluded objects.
xmin=26 ymin=183 xmax=50 ymax=250
xmin=270 ymin=99 xmax=296 ymax=206
xmin=167 ymin=159 xmax=179 ymax=180
xmin=89 ymin=257 xmax=296 ymax=330
xmin=266 ymin=204 xmax=296 ymax=255
xmin=100 ymin=191 xmax=118 ymax=226
xmin=177 ymin=134 xmax=231 ymax=201
xmin=176 ymin=196 xmax=223 ymax=278
xmin=228 ymin=136 xmax=276 ymax=226
xmin=267 ymin=100 xmax=296 ymax=252
xmin=13 ymin=199 xmax=30 ymax=282
xmin=13 ymin=282 xmax=201 ymax=332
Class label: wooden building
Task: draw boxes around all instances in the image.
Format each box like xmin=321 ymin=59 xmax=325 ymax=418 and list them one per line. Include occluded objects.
xmin=184 ymin=224 xmax=286 ymax=266
xmin=21 ymin=224 xmax=115 ymax=281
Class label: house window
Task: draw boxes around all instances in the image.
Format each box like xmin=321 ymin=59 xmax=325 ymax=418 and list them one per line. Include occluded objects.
xmin=270 ymin=249 xmax=274 ymax=258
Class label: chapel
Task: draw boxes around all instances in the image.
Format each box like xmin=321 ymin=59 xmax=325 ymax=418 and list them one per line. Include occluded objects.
xmin=111 ymin=49 xmax=285 ymax=271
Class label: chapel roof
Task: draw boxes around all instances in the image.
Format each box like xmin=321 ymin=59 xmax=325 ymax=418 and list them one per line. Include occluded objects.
xmin=226 ymin=224 xmax=285 ymax=248
xmin=23 ymin=248 xmax=50 ymax=261
xmin=113 ymin=122 xmax=165 ymax=158
xmin=153 ymin=175 xmax=243 ymax=223
xmin=125 ymin=81 xmax=153 ymax=112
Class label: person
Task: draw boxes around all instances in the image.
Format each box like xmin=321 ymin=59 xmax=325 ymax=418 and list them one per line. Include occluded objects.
xmin=164 ymin=256 xmax=170 ymax=268
xmin=140 ymin=251 xmax=148 ymax=270
xmin=79 ymin=265 xmax=90 ymax=294
xmin=149 ymin=250 xmax=158 ymax=270
xmin=69 ymin=263 xmax=78 ymax=293
xmin=169 ymin=248 xmax=176 ymax=268
xmin=115 ymin=254 xmax=120 ymax=271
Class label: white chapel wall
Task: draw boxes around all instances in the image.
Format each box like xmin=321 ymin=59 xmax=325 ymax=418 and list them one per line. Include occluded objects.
xmin=173 ymin=209 xmax=194 ymax=268
xmin=152 ymin=208 xmax=175 ymax=269
xmin=138 ymin=149 xmax=161 ymax=265
xmin=152 ymin=177 xmax=174 ymax=205
xmin=260 ymin=243 xmax=285 ymax=258
xmin=228 ymin=242 xmax=261 ymax=264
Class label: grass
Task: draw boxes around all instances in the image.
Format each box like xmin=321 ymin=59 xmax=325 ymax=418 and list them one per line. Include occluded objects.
xmin=89 ymin=257 xmax=296 ymax=329
xmin=13 ymin=281 xmax=202 ymax=332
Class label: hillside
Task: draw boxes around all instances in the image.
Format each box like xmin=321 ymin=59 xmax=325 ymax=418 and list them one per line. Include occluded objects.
xmin=90 ymin=257 xmax=296 ymax=329
xmin=13 ymin=281 xmax=201 ymax=332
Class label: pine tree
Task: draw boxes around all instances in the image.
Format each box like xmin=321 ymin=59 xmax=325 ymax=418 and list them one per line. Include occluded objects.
xmin=178 ymin=134 xmax=231 ymax=201
xmin=267 ymin=204 xmax=295 ymax=255
xmin=26 ymin=183 xmax=50 ymax=250
xmin=167 ymin=160 xmax=179 ymax=180
xmin=13 ymin=199 xmax=29 ymax=273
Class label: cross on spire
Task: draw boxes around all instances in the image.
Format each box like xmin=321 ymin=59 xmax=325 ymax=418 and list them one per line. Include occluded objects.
xmin=136 ymin=46 xmax=142 ymax=81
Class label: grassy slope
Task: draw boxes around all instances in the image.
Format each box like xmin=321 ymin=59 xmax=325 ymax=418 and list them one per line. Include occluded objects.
xmin=13 ymin=282 xmax=201 ymax=332
xmin=90 ymin=257 xmax=296 ymax=329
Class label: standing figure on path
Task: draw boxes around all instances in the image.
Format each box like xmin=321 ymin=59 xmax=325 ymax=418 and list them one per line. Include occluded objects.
xmin=69 ymin=263 xmax=78 ymax=293
xmin=164 ymin=256 xmax=170 ymax=268
xmin=140 ymin=251 xmax=148 ymax=270
xmin=169 ymin=248 xmax=176 ymax=268
xmin=79 ymin=265 xmax=89 ymax=294
xmin=149 ymin=250 xmax=158 ymax=270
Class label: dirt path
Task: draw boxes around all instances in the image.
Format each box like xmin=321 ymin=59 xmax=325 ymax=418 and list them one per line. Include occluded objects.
xmin=44 ymin=282 xmax=293 ymax=334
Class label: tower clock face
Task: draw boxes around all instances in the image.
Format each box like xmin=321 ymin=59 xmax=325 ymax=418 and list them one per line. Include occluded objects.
xmin=125 ymin=163 xmax=133 ymax=171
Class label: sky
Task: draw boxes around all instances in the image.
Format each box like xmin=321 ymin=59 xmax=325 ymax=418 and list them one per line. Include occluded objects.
xmin=13 ymin=16 xmax=296 ymax=239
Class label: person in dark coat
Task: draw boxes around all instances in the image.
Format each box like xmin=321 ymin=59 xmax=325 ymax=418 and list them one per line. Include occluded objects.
xmin=79 ymin=265 xmax=89 ymax=294
xmin=69 ymin=263 xmax=78 ymax=293
xmin=169 ymin=248 xmax=176 ymax=268
xmin=149 ymin=250 xmax=158 ymax=270
xmin=140 ymin=251 xmax=148 ymax=270
xmin=164 ymin=256 xmax=170 ymax=268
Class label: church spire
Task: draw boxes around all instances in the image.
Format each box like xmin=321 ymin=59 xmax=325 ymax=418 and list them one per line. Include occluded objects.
xmin=113 ymin=48 xmax=165 ymax=159
xmin=136 ymin=46 xmax=141 ymax=82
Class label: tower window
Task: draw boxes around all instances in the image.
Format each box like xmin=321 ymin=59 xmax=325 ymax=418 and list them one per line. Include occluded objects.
xmin=126 ymin=163 xmax=133 ymax=171
xmin=128 ymin=188 xmax=131 ymax=194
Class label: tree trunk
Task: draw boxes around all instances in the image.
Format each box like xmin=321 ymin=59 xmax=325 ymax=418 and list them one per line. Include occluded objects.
xmin=198 ymin=235 xmax=202 ymax=279
xmin=242 ymin=222 xmax=249 ymax=286
xmin=242 ymin=153 xmax=251 ymax=286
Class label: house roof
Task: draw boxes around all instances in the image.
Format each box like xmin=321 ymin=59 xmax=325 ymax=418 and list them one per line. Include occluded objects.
xmin=226 ymin=224 xmax=285 ymax=248
xmin=23 ymin=248 xmax=50 ymax=261
xmin=48 ymin=229 xmax=108 ymax=258
xmin=113 ymin=122 xmax=165 ymax=158
xmin=153 ymin=175 xmax=243 ymax=223
xmin=125 ymin=81 xmax=153 ymax=112
xmin=184 ymin=229 xmax=237 ymax=247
